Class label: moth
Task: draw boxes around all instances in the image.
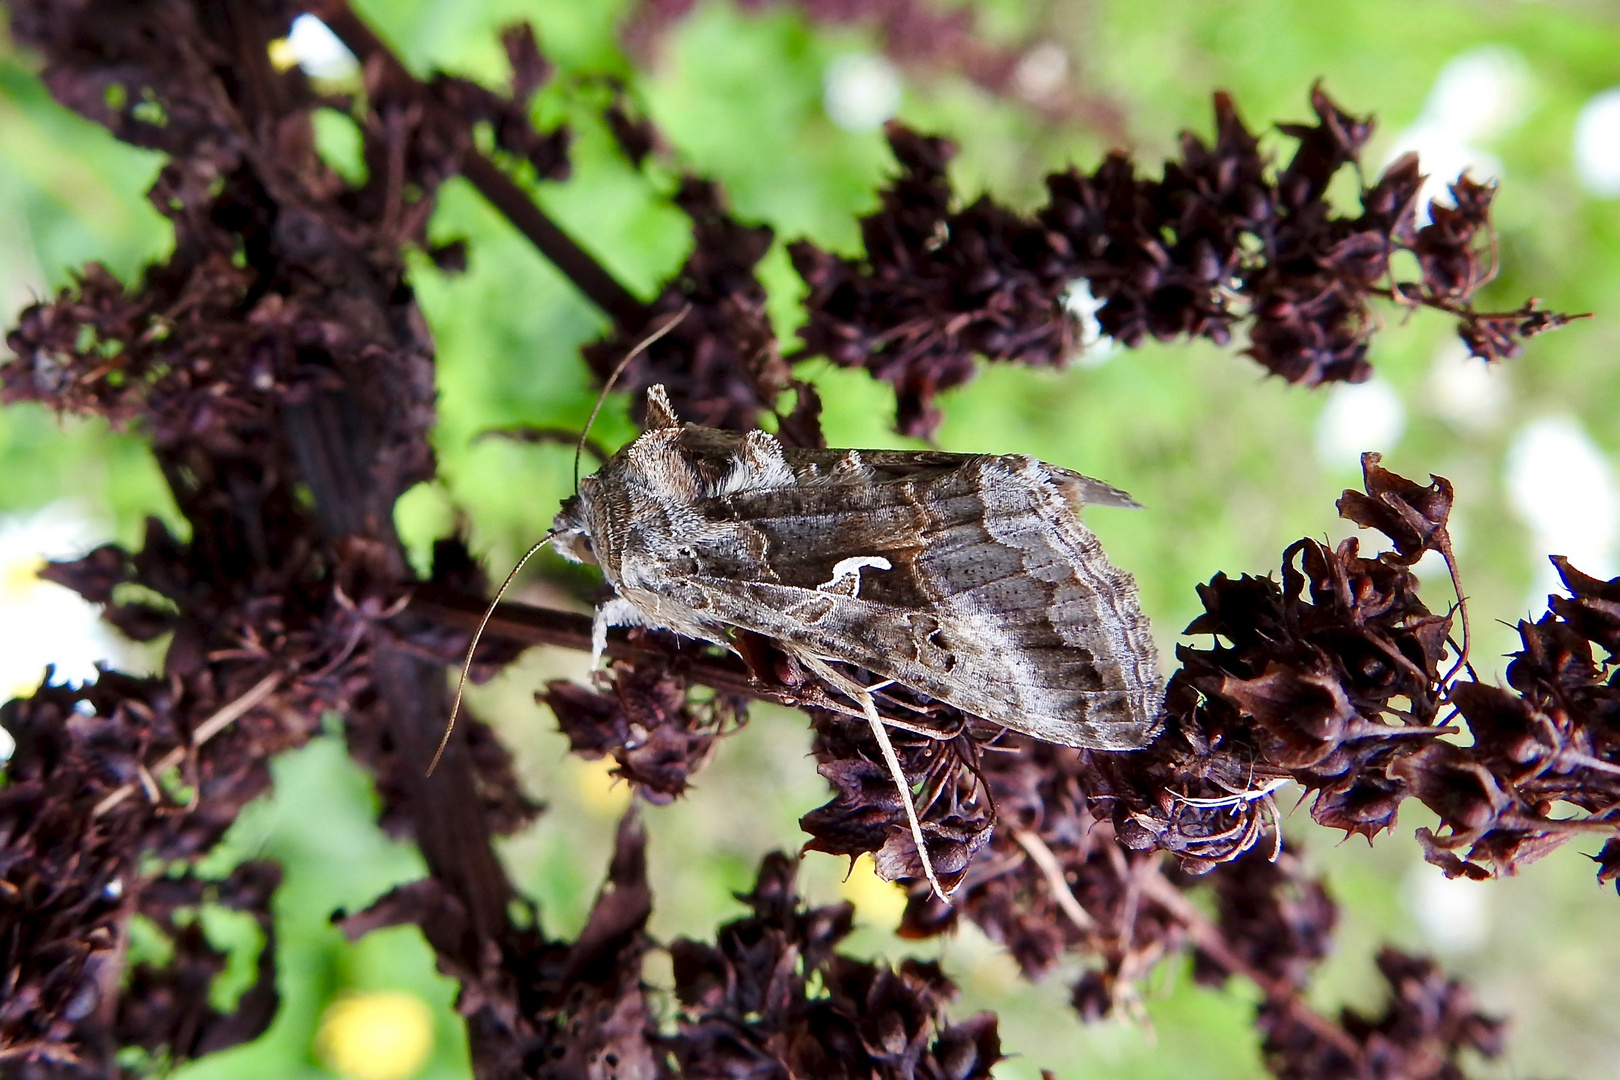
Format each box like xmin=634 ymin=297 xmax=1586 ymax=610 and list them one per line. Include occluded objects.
xmin=547 ymin=384 xmax=1163 ymax=897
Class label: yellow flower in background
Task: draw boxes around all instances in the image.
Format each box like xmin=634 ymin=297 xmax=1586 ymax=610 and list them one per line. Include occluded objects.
xmin=316 ymin=990 xmax=434 ymax=1080
xmin=573 ymin=754 xmax=632 ymax=817
xmin=839 ymin=853 xmax=908 ymax=926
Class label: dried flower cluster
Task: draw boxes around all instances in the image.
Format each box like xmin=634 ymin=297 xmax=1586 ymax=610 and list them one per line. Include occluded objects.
xmin=1154 ymin=453 xmax=1620 ymax=882
xmin=581 ymin=177 xmax=801 ymax=435
xmin=667 ymin=849 xmax=1001 ymax=1079
xmin=819 ymin=455 xmax=1620 ymax=1033
xmin=543 ymin=641 xmax=747 ymax=804
xmin=0 ymin=1 xmax=1598 ymax=1078
xmin=0 ymin=674 xmax=287 ymax=1069
xmin=791 ymin=94 xmax=1579 ymax=435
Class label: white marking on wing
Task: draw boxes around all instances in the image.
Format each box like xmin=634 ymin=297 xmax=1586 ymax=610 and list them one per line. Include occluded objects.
xmin=817 ymin=555 xmax=893 ymax=596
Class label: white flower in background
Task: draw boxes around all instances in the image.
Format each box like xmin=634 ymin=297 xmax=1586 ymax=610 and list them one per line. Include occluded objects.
xmin=1425 ymin=339 xmax=1508 ymax=433
xmin=1385 ymin=46 xmax=1530 ymax=223
xmin=824 ymin=53 xmax=902 ymax=132
xmin=1063 ymin=279 xmax=1117 ymax=368
xmin=1573 ymin=87 xmax=1620 ymax=197
xmin=1404 ymin=863 xmax=1490 ymax=954
xmin=1394 ymin=136 xmax=1502 ymax=223
xmin=1423 ymin=46 xmax=1532 ymax=142
xmin=0 ymin=503 xmax=129 ymax=761
xmin=1505 ymin=416 xmax=1617 ymax=608
xmin=271 ymin=14 xmax=360 ymax=81
xmin=1314 ymin=378 xmax=1406 ymax=471
xmin=1013 ymin=43 xmax=1069 ymax=104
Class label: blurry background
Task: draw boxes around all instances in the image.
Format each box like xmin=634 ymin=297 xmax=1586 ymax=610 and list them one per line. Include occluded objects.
xmin=3 ymin=0 xmax=1620 ymax=1077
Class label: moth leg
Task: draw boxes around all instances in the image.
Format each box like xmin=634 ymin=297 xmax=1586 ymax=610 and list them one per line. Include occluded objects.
xmin=868 ymin=713 xmax=960 ymax=740
xmin=855 ymin=681 xmax=973 ymax=741
xmin=795 ymin=652 xmax=950 ymax=902
xmin=591 ymin=596 xmax=648 ymax=669
xmin=783 ymin=686 xmax=956 ymax=740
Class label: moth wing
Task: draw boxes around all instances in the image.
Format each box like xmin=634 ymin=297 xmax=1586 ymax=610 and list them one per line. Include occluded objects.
xmin=672 ymin=454 xmax=1161 ymax=749
xmin=787 ymin=446 xmax=1143 ymax=511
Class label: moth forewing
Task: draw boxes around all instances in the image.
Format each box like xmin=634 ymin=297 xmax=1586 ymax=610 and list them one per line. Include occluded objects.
xmin=550 ymin=384 xmax=1165 ymax=897
xmin=674 ymin=451 xmax=1162 ymax=748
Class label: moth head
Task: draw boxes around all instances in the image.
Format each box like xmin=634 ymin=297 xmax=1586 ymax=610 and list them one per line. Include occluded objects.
xmin=549 ymin=495 xmax=599 ymax=566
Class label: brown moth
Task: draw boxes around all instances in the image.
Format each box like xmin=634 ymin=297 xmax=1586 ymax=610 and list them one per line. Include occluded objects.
xmin=550 ymin=384 xmax=1163 ymax=896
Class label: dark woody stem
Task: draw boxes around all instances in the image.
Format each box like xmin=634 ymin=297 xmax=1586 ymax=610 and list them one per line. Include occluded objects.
xmin=311 ymin=0 xmax=651 ymax=329
xmin=406 ymin=587 xmax=787 ymax=704
xmin=459 ymin=153 xmax=650 ymax=329
xmin=407 ymin=588 xmax=961 ymax=735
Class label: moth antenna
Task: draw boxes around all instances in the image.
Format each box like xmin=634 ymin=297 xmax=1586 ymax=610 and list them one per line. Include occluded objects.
xmin=428 ymin=532 xmax=557 ymax=777
xmin=796 ymin=652 xmax=950 ymax=901
xmin=574 ymin=303 xmax=694 ymax=493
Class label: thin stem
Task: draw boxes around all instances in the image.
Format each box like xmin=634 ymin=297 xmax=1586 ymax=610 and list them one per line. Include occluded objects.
xmin=406 ymin=587 xmax=966 ymax=729
xmin=1137 ymin=867 xmax=1365 ymax=1060
xmin=460 ymin=153 xmax=649 ymax=328
xmin=1011 ymin=828 xmax=1096 ymax=932
xmin=1437 ymin=535 xmax=1472 ymax=688
xmin=312 ymin=0 xmax=649 ymax=329
xmin=407 ymin=587 xmax=779 ymax=703
xmin=92 ymin=671 xmax=286 ymax=818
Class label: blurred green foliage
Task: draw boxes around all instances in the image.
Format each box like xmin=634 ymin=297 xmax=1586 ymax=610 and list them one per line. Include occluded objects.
xmin=5 ymin=1 xmax=1620 ymax=1077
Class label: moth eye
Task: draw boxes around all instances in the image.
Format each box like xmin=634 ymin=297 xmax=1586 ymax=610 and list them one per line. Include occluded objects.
xmin=567 ymin=534 xmax=598 ymax=565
